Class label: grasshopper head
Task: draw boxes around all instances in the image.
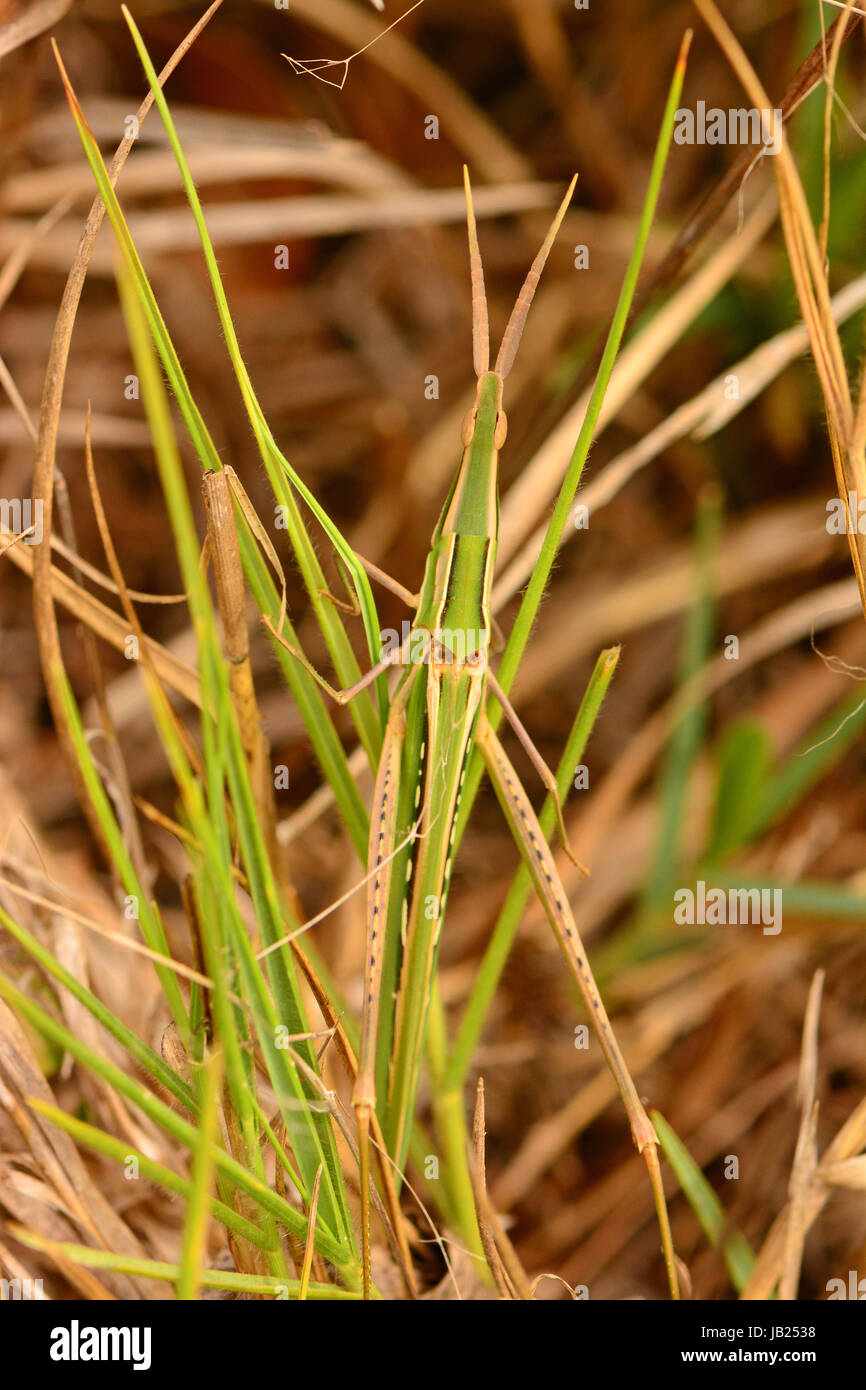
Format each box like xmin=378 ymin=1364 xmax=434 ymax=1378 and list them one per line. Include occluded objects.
xmin=461 ymin=371 xmax=506 ymax=448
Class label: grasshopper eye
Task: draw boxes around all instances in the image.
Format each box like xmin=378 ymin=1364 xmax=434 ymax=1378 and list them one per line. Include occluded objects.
xmin=494 ymin=410 xmax=508 ymax=448
xmin=461 ymin=407 xmax=477 ymax=445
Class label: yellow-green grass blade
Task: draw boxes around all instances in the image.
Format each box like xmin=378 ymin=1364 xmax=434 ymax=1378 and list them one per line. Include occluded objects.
xmin=0 ymin=906 xmax=193 ymax=1113
xmin=10 ymin=1228 xmax=361 ymax=1299
xmin=187 ymin=863 xmax=287 ymax=1262
xmin=28 ymin=1101 xmax=277 ymax=1260
xmin=0 ymin=971 xmax=357 ymax=1280
xmin=177 ymin=1048 xmax=223 ymax=1299
xmin=149 ymin=645 xmax=354 ymax=1253
xmin=652 ymin=1110 xmax=756 ymax=1293
xmin=218 ymin=691 xmax=356 ymax=1244
xmin=123 ymin=8 xmax=387 ymax=751
xmin=118 ymin=258 xmax=357 ymax=1250
xmin=55 ymin=668 xmax=188 ymax=1034
xmin=70 ymin=75 xmax=367 ymax=862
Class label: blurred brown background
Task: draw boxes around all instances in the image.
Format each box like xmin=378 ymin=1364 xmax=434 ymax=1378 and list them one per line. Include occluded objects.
xmin=2 ymin=0 xmax=866 ymax=1298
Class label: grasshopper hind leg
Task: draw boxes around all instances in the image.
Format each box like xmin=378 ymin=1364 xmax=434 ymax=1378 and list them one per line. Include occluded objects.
xmin=475 ymin=715 xmax=679 ymax=1298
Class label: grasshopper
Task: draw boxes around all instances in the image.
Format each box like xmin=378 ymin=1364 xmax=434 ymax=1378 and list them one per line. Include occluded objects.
xmin=271 ymin=170 xmax=675 ymax=1299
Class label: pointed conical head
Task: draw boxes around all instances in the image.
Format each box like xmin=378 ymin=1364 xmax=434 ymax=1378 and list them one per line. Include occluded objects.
xmin=463 ymin=166 xmax=490 ymax=379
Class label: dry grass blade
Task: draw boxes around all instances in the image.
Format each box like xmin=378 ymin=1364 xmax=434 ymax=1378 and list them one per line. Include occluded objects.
xmin=779 ymin=971 xmax=824 ymax=1300
xmin=496 ymin=194 xmax=776 ymax=574
xmin=4 ymin=183 xmax=564 ymax=274
xmin=638 ymin=6 xmax=861 ymax=303
xmin=471 ymin=1078 xmax=514 ymax=1299
xmin=0 ymin=194 xmax=72 ymax=309
xmin=82 ymin=409 xmax=204 ymax=780
xmin=0 ymin=0 xmax=71 ymax=60
xmin=47 ymin=538 xmax=187 ymax=605
xmin=743 ymin=1097 xmax=866 ymax=1300
xmin=497 ymin=261 xmax=866 ymax=607
xmin=693 ymin=0 xmax=866 ymax=619
xmin=0 ymin=1000 xmax=154 ymax=1299
xmin=0 ymin=874 xmax=215 ymax=995
xmin=818 ymin=1158 xmax=866 ymax=1191
xmin=0 ymin=1234 xmax=49 ymax=1299
xmin=4 ymin=538 xmax=201 ymax=707
xmin=467 ymin=1086 xmax=533 ymax=1300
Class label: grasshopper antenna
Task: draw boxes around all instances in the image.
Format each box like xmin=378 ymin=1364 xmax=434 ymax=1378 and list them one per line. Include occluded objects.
xmin=463 ymin=166 xmax=490 ymax=379
xmin=494 ymin=174 xmax=578 ymax=381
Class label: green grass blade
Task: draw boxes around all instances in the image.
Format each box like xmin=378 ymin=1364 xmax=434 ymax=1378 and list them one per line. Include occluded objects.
xmin=177 ymin=1049 xmax=223 ymax=1299
xmin=706 ymin=720 xmax=774 ymax=862
xmin=219 ymin=699 xmax=355 ymax=1244
xmin=123 ymin=7 xmax=387 ymax=751
xmin=118 ymin=249 xmax=357 ymax=1252
xmin=0 ymin=970 xmax=357 ymax=1278
xmin=29 ymin=1100 xmax=274 ymax=1255
xmin=55 ymin=49 xmax=221 ymax=480
xmin=697 ymin=875 xmax=866 ymax=923
xmin=652 ymin=1109 xmax=756 ymax=1292
xmin=10 ymin=1228 xmax=360 ymax=1299
xmin=0 ymin=906 xmax=194 ymax=1112
xmin=114 ymin=180 xmax=368 ymax=857
xmin=242 ymin=533 xmax=370 ymax=860
xmin=455 ymin=35 xmax=691 ymax=853
xmin=641 ymin=490 xmax=720 ymax=915
xmin=54 ymin=669 xmax=188 ymax=1033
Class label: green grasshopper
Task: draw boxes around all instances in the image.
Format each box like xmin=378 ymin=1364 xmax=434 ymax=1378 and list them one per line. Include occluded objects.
xmin=272 ymin=170 xmax=675 ymax=1299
